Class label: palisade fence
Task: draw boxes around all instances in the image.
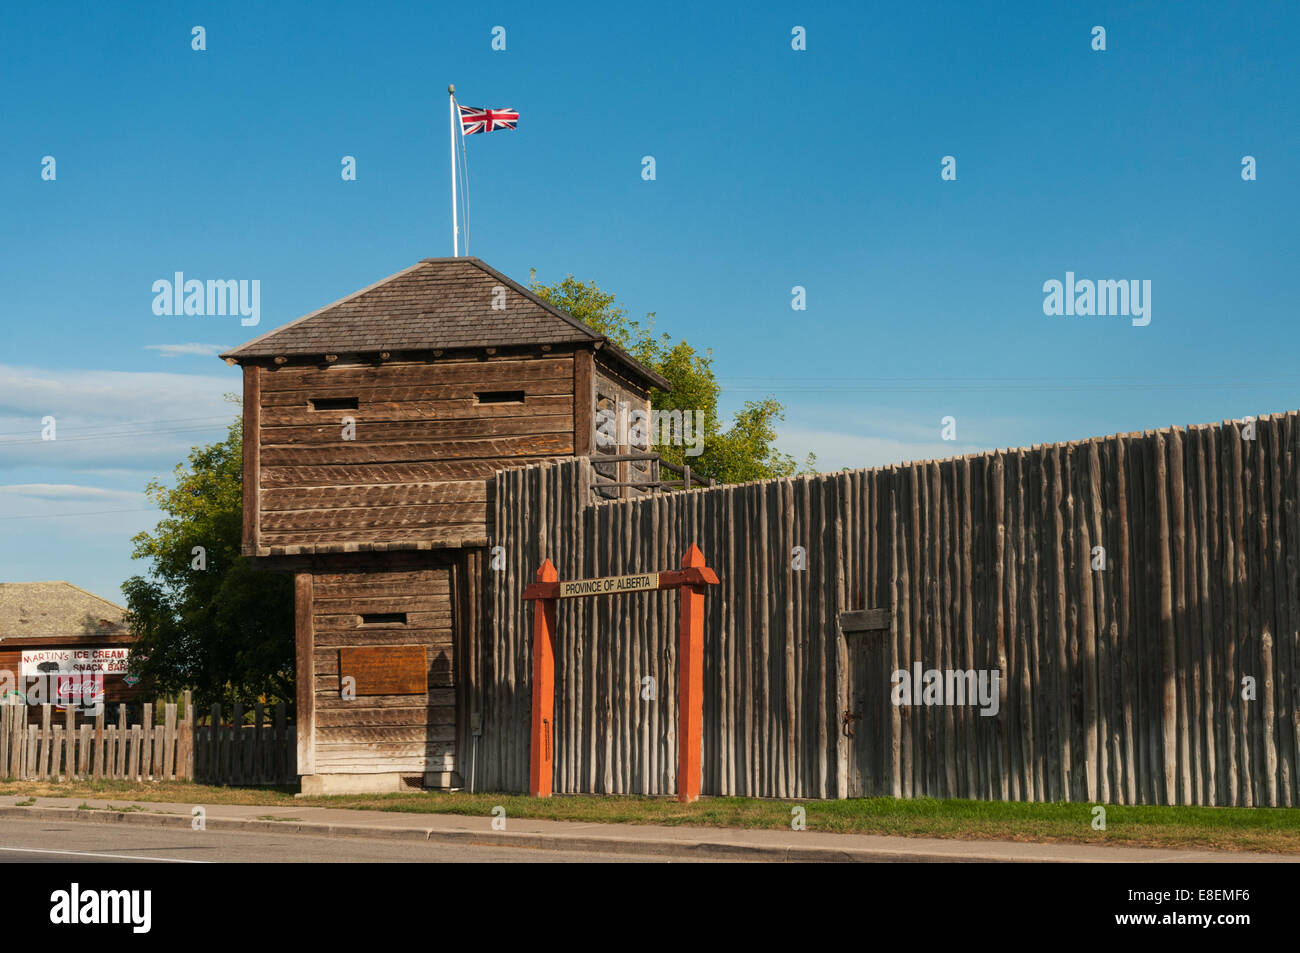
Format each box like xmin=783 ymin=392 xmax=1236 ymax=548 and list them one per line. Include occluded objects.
xmin=480 ymin=411 xmax=1300 ymax=807
xmin=0 ymin=693 xmax=296 ymax=785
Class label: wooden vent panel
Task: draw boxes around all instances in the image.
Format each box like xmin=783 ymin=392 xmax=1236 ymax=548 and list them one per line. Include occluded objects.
xmin=338 ymin=645 xmax=427 ymax=696
xmin=839 ymin=608 xmax=892 ymax=634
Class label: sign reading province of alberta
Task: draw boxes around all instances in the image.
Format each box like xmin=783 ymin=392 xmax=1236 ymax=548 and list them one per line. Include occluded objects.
xmin=559 ymin=573 xmax=660 ymax=598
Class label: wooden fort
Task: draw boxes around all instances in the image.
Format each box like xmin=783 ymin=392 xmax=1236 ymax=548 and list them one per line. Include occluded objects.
xmin=221 ymin=257 xmax=669 ymax=793
xmin=223 ymin=256 xmax=1300 ymax=807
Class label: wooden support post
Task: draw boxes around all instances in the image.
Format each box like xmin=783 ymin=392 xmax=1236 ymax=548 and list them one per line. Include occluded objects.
xmin=573 ymin=348 xmax=594 ymax=456
xmin=529 ymin=559 xmax=558 ymax=798
xmin=64 ymin=707 xmax=75 ymax=778
xmin=116 ymin=703 xmax=127 ymax=777
xmin=295 ymin=572 xmax=315 ymax=775
xmin=618 ymin=400 xmax=630 ymax=500
xmin=242 ymin=364 xmax=261 ymax=556
xmin=180 ymin=690 xmax=193 ymax=781
xmin=94 ymin=705 xmax=105 ymax=778
xmin=677 ymin=543 xmax=707 ymax=803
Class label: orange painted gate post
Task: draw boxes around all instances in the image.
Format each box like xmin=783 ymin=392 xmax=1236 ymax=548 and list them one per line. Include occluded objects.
xmin=528 ymin=559 xmax=558 ymax=797
xmin=676 ymin=544 xmax=708 ymax=803
xmin=522 ymin=544 xmax=718 ymax=802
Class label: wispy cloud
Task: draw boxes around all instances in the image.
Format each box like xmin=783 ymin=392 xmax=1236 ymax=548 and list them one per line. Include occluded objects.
xmin=775 ymin=405 xmax=1029 ymax=472
xmin=775 ymin=404 xmax=1047 ymax=473
xmin=0 ymin=483 xmax=154 ymax=541
xmin=144 ymin=343 xmax=229 ymax=358
xmin=0 ymin=484 xmax=146 ymax=504
xmin=0 ymin=480 xmax=160 ymax=601
xmin=0 ymin=364 xmax=237 ymax=471
xmin=779 ymin=426 xmax=983 ymax=472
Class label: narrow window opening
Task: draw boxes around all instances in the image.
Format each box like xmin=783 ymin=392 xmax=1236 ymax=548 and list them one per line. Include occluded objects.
xmin=475 ymin=390 xmax=526 ymax=404
xmin=359 ymin=612 xmax=407 ymax=625
xmin=310 ymin=397 xmax=359 ymax=411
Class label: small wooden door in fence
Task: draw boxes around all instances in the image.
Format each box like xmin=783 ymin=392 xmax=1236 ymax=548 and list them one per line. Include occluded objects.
xmin=193 ymin=701 xmax=297 ymax=785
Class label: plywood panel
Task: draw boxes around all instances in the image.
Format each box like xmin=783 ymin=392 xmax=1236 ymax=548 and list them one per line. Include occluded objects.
xmin=338 ymin=645 xmax=427 ymax=695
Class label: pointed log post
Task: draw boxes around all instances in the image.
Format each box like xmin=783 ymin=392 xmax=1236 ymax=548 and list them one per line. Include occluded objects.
xmin=678 ymin=543 xmax=708 ymax=803
xmin=529 ymin=559 xmax=558 ymax=797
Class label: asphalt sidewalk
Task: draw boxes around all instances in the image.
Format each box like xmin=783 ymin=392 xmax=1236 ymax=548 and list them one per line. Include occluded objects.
xmin=0 ymin=795 xmax=1291 ymax=863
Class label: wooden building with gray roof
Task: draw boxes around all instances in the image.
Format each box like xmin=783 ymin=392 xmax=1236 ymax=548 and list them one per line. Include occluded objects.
xmin=221 ymin=257 xmax=670 ymax=793
xmin=0 ymin=581 xmax=136 ymax=708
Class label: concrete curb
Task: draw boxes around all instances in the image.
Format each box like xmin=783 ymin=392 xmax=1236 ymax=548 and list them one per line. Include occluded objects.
xmin=0 ymin=804 xmax=1036 ymax=863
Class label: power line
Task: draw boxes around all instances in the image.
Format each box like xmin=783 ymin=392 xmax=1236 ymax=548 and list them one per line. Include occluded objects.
xmin=0 ymin=421 xmax=235 ymax=446
xmin=0 ymin=507 xmax=157 ymax=521
xmin=718 ymin=376 xmax=1300 ymax=394
xmin=0 ymin=414 xmax=235 ymax=439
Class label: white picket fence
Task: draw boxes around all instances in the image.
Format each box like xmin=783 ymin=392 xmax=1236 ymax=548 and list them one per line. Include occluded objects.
xmin=0 ymin=692 xmax=296 ymax=785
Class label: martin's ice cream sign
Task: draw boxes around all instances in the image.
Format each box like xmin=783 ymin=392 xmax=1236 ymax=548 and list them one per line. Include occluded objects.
xmin=15 ymin=648 xmax=129 ymax=709
xmin=21 ymin=647 xmax=130 ymax=676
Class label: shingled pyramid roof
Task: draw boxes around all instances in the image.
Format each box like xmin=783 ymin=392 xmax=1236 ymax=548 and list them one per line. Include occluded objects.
xmin=220 ymin=257 xmax=670 ymax=390
xmin=0 ymin=582 xmax=130 ymax=641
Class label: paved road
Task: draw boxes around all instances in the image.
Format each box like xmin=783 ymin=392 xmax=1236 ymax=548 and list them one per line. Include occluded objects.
xmin=0 ymin=818 xmax=718 ymax=863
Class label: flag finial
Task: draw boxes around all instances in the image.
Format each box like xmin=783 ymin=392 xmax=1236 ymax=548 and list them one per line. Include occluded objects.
xmin=448 ymin=84 xmax=455 ymax=94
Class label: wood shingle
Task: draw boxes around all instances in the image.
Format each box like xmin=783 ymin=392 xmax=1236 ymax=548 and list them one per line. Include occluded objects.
xmin=220 ymin=257 xmax=669 ymax=391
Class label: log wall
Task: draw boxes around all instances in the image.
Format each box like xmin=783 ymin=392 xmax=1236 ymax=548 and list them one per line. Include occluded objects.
xmin=250 ymin=354 xmax=578 ymax=553
xmin=477 ymin=412 xmax=1300 ymax=805
xmin=306 ymin=553 xmax=456 ymax=778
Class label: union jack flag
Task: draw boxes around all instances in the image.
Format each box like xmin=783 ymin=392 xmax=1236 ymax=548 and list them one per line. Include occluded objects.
xmin=458 ymin=105 xmax=519 ymax=135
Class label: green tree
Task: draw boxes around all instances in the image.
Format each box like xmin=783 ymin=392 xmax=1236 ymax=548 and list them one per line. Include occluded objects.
xmin=530 ymin=272 xmax=816 ymax=483
xmin=121 ymin=407 xmax=294 ymax=709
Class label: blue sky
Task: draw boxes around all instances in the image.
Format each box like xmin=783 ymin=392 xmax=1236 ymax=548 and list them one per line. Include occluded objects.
xmin=1 ymin=1 xmax=1297 ymax=602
